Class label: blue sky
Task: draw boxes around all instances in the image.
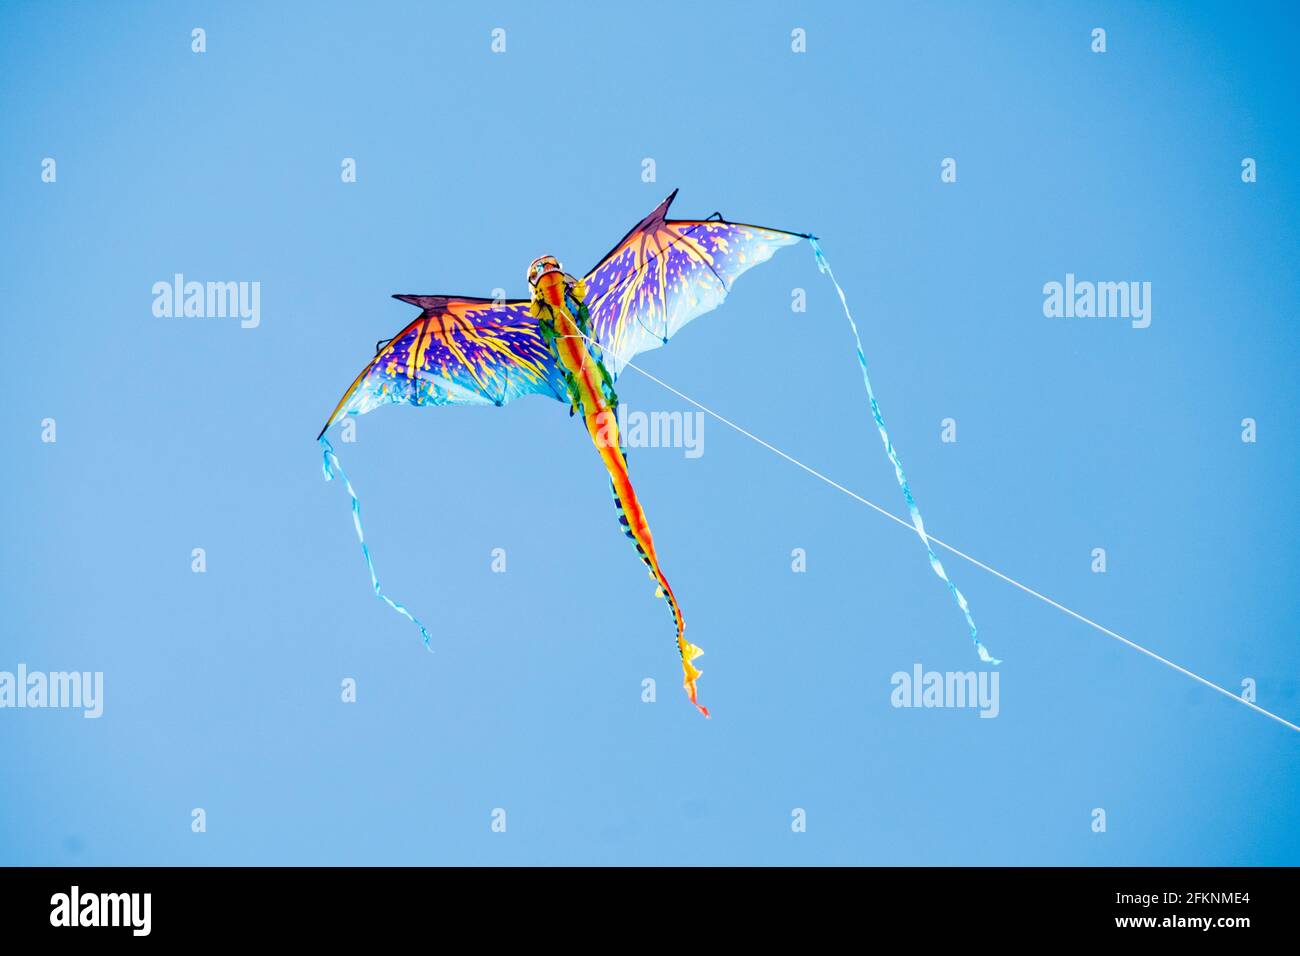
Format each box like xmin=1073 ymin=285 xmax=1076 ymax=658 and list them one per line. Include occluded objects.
xmin=2 ymin=1 xmax=1297 ymax=865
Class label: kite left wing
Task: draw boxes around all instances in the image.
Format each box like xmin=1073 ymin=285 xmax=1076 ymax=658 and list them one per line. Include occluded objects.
xmin=318 ymin=296 xmax=567 ymax=437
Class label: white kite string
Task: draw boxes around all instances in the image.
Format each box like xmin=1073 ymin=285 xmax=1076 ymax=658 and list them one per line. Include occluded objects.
xmin=613 ymin=355 xmax=1300 ymax=737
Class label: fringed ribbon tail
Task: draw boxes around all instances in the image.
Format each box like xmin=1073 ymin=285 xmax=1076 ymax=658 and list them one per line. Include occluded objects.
xmin=809 ymin=239 xmax=999 ymax=665
xmin=319 ymin=436 xmax=434 ymax=651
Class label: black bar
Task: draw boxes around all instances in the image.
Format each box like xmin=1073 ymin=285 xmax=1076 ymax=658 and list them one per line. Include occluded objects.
xmin=0 ymin=866 xmax=1290 ymax=940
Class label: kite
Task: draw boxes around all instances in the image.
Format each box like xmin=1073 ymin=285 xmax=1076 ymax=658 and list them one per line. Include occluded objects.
xmin=318 ymin=189 xmax=997 ymax=717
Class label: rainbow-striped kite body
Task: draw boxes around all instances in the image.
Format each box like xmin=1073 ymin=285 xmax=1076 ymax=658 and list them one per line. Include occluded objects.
xmin=319 ymin=190 xmax=994 ymax=716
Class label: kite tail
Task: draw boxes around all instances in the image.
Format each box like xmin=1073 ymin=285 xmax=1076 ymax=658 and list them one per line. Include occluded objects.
xmin=809 ymin=239 xmax=999 ymax=665
xmin=319 ymin=437 xmax=434 ymax=651
xmin=588 ymin=412 xmax=709 ymax=717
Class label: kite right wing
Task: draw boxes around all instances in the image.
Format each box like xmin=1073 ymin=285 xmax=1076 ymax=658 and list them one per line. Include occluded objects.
xmin=582 ymin=189 xmax=808 ymax=376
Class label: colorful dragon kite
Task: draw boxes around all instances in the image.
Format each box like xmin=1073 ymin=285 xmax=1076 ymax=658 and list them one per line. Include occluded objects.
xmin=318 ymin=190 xmax=995 ymax=717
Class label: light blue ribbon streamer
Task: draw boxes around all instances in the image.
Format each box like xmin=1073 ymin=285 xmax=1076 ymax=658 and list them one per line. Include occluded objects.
xmin=320 ymin=436 xmax=434 ymax=651
xmin=810 ymin=239 xmax=999 ymax=665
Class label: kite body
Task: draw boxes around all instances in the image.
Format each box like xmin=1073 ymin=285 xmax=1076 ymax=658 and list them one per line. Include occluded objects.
xmin=531 ymin=265 xmax=706 ymax=715
xmin=318 ymin=191 xmax=806 ymax=716
xmin=318 ymin=189 xmax=996 ymax=717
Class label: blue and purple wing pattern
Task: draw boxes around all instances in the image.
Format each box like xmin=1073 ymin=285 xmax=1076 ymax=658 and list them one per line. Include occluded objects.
xmin=319 ymin=297 xmax=566 ymax=437
xmin=583 ymin=191 xmax=804 ymax=375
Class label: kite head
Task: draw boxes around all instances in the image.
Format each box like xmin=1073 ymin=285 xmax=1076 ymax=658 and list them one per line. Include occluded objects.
xmin=526 ymin=255 xmax=564 ymax=287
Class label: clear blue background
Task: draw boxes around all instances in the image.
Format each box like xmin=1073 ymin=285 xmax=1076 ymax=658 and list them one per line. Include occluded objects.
xmin=2 ymin=1 xmax=1297 ymax=865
